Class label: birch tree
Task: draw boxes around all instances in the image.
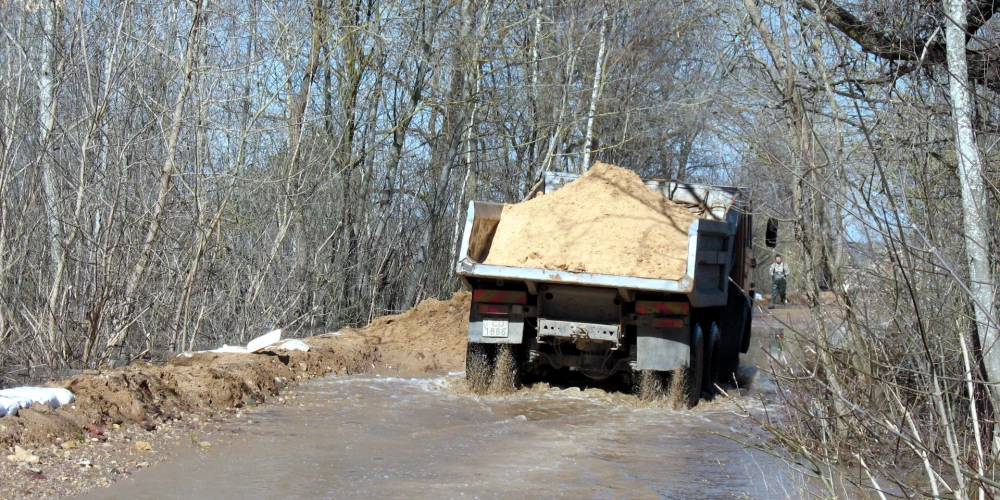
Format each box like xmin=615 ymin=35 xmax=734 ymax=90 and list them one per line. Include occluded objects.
xmin=36 ymin=1 xmax=65 ymax=365
xmin=581 ymin=7 xmax=608 ymax=172
xmin=944 ymin=0 xmax=1000 ymax=435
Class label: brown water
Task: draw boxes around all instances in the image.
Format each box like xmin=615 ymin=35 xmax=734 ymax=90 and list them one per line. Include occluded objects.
xmin=78 ymin=364 xmax=814 ymax=500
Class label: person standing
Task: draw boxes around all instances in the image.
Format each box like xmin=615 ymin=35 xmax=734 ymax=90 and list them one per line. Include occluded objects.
xmin=769 ymin=254 xmax=790 ymax=309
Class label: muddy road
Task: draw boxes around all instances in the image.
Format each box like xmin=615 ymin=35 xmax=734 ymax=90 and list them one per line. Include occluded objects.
xmin=1 ymin=295 xmax=836 ymax=498
xmin=79 ymin=364 xmax=803 ymax=499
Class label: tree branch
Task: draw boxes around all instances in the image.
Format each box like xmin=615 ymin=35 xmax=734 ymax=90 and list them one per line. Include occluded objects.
xmin=797 ymin=0 xmax=1000 ymax=88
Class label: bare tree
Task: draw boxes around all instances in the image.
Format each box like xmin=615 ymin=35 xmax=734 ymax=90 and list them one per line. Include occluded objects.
xmin=35 ymin=1 xmax=65 ymax=366
xmin=106 ymin=0 xmax=205 ymax=353
xmin=403 ymin=0 xmax=478 ymax=307
xmin=944 ymin=0 xmax=1000 ymax=428
xmin=581 ymin=6 xmax=608 ymax=172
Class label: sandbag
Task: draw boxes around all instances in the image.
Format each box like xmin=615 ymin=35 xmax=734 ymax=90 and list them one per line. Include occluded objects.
xmin=0 ymin=387 xmax=76 ymax=415
xmin=0 ymin=396 xmax=19 ymax=417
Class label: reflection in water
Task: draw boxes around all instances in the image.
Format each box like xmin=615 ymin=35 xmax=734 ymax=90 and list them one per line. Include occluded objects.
xmin=81 ymin=373 xmax=806 ymax=499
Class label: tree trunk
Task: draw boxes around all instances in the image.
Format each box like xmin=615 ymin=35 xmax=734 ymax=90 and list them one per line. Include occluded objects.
xmin=286 ymin=0 xmax=325 ymax=324
xmin=944 ymin=0 xmax=1000 ymax=441
xmin=742 ymin=0 xmax=851 ymax=438
xmin=376 ymin=0 xmax=439 ymax=242
xmin=37 ymin=1 xmax=65 ymax=367
xmin=450 ymin=79 xmax=481 ymax=270
xmin=581 ymin=8 xmax=608 ymax=173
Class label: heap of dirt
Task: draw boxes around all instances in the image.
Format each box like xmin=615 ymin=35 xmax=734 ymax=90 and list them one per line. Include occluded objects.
xmin=345 ymin=291 xmax=471 ymax=376
xmin=483 ymin=162 xmax=698 ymax=280
xmin=1 ymin=293 xmax=472 ymax=452
xmin=0 ymin=333 xmax=378 ymax=450
xmin=1 ymin=294 xmax=475 ymax=497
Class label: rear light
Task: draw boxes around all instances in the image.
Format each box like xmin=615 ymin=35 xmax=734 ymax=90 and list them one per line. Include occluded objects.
xmin=477 ymin=304 xmax=509 ymax=315
xmin=652 ymin=317 xmax=684 ymax=329
xmin=635 ymin=301 xmax=690 ymax=315
xmin=473 ymin=289 xmax=527 ymax=304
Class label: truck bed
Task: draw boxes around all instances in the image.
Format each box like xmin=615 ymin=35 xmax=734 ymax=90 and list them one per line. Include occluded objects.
xmin=455 ymin=172 xmax=748 ymax=308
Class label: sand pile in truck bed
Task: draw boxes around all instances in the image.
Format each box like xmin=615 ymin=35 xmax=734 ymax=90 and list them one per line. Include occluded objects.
xmin=483 ymin=162 xmax=698 ymax=280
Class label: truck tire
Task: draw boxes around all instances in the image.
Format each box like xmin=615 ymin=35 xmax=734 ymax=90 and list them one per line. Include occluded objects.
xmin=685 ymin=324 xmax=705 ymax=408
xmin=740 ymin=298 xmax=754 ymax=354
xmin=719 ymin=292 xmax=751 ymax=385
xmin=466 ymin=342 xmax=496 ymax=394
xmin=702 ymin=323 xmax=721 ymax=398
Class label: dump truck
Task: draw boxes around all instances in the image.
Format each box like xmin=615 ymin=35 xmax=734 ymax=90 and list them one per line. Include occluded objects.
xmin=454 ymin=170 xmax=757 ymax=406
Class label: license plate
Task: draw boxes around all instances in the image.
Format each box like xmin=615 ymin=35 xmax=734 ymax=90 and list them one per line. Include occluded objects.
xmin=482 ymin=318 xmax=508 ymax=338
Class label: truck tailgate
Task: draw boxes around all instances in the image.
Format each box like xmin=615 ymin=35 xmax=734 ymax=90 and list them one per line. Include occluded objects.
xmin=455 ymin=174 xmax=744 ymax=308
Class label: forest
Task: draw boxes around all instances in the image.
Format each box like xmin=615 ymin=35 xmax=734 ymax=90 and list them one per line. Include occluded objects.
xmin=2 ymin=0 xmax=1000 ymax=496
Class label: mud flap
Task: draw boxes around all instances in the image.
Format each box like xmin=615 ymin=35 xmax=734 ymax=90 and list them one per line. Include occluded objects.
xmin=636 ymin=324 xmax=690 ymax=372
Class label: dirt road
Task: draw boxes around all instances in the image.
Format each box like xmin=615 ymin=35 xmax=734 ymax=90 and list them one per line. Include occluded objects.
xmin=77 ymin=299 xmax=825 ymax=499
xmin=78 ymin=371 xmax=802 ymax=499
xmin=4 ymin=294 xmax=835 ymax=498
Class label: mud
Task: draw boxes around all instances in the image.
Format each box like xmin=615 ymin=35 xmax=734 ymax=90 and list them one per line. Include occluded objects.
xmin=0 ymin=333 xmax=377 ymax=452
xmin=1 ymin=292 xmax=471 ymax=496
xmin=82 ymin=373 xmax=808 ymax=499
xmin=483 ymin=162 xmax=698 ymax=279
xmin=3 ymin=293 xmax=831 ymax=498
xmin=1 ymin=407 xmax=257 ymax=498
xmin=345 ymin=292 xmax=470 ymax=377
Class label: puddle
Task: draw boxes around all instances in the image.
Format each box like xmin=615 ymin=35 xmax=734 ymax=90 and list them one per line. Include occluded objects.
xmin=80 ymin=371 xmax=808 ymax=499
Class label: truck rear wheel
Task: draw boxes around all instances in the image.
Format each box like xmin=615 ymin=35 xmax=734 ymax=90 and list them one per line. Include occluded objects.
xmin=685 ymin=324 xmax=705 ymax=408
xmin=719 ymin=292 xmax=752 ymax=385
xmin=702 ymin=323 xmax=721 ymax=398
xmin=466 ymin=342 xmax=496 ymax=394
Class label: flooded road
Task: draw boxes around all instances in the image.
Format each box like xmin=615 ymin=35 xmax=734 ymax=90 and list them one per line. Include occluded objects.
xmin=80 ymin=367 xmax=804 ymax=499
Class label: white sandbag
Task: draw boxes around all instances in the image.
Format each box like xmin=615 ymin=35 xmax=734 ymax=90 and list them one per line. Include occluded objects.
xmin=0 ymin=387 xmax=75 ymax=413
xmin=0 ymin=396 xmax=19 ymax=417
xmin=247 ymin=329 xmax=282 ymax=352
xmin=187 ymin=328 xmax=283 ymax=355
xmin=276 ymin=339 xmax=309 ymax=352
xmin=49 ymin=387 xmax=76 ymax=407
xmin=1 ymin=387 xmax=75 ymax=408
xmin=0 ymin=390 xmax=36 ymax=409
xmin=208 ymin=345 xmax=249 ymax=354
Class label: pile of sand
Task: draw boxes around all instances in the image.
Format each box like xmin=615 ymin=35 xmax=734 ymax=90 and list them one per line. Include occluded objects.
xmin=483 ymin=162 xmax=698 ymax=280
xmin=0 ymin=333 xmax=379 ymax=449
xmin=0 ymin=293 xmax=472 ymax=450
xmin=347 ymin=292 xmax=470 ymax=376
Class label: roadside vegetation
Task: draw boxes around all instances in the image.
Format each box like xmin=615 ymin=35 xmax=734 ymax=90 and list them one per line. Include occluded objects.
xmin=1 ymin=0 xmax=999 ymax=497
